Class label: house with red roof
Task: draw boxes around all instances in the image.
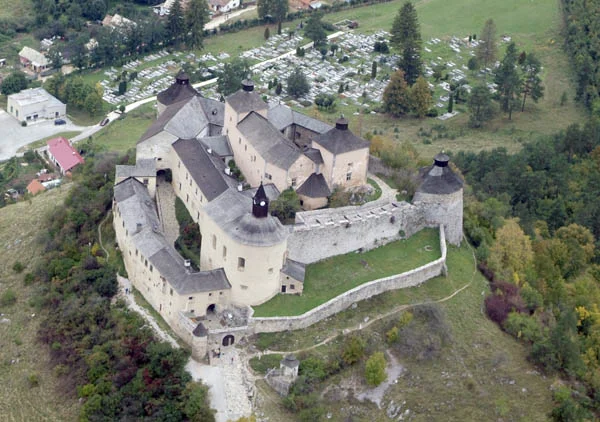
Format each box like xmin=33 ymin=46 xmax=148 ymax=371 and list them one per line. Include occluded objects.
xmin=46 ymin=137 xmax=84 ymax=175
xmin=26 ymin=179 xmax=46 ymax=195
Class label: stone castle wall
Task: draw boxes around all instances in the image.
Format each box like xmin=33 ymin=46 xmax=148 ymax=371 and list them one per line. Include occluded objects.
xmin=287 ymin=200 xmax=427 ymax=264
xmin=413 ymin=189 xmax=463 ymax=245
xmin=249 ymin=226 xmax=447 ymax=333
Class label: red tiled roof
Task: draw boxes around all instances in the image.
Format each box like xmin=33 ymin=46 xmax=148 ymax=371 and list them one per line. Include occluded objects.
xmin=47 ymin=137 xmax=84 ymax=173
xmin=26 ymin=179 xmax=46 ymax=195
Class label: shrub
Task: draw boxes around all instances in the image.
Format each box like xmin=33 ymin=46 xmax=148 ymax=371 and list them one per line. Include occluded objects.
xmin=0 ymin=289 xmax=17 ymax=306
xmin=13 ymin=261 xmax=24 ymax=273
xmin=386 ymin=326 xmax=399 ymax=344
xmin=365 ymin=352 xmax=387 ymax=386
xmin=23 ymin=272 xmax=34 ymax=286
xmin=341 ymin=335 xmax=365 ymax=365
xmin=27 ymin=373 xmax=40 ymax=387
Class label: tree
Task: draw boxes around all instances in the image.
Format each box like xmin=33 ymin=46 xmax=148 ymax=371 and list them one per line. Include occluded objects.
xmin=270 ymin=188 xmax=301 ymax=223
xmin=304 ymin=11 xmax=327 ymax=47
xmin=167 ymin=0 xmax=185 ymax=45
xmin=264 ymin=26 xmax=270 ymax=40
xmin=390 ymin=1 xmax=422 ymax=84
xmin=314 ymin=93 xmax=336 ymax=111
xmin=494 ymin=42 xmax=522 ymax=120
xmin=216 ymin=58 xmax=251 ymax=96
xmin=47 ymin=46 xmax=63 ymax=70
xmin=84 ymin=91 xmax=103 ymax=116
xmin=185 ymin=0 xmax=209 ymax=50
xmin=410 ymin=75 xmax=432 ymax=118
xmin=476 ymin=19 xmax=497 ymax=71
xmin=287 ymin=67 xmax=310 ymax=98
xmin=468 ymin=85 xmax=496 ymax=128
xmin=0 ymin=71 xmax=28 ymax=95
xmin=447 ymin=92 xmax=454 ymax=113
xmin=488 ymin=218 xmax=533 ymax=284
xmin=371 ymin=61 xmax=377 ymax=79
xmin=365 ymin=352 xmax=387 ymax=386
xmin=342 ymin=336 xmax=365 ymax=365
xmin=520 ymin=52 xmax=544 ymax=111
xmin=383 ymin=69 xmax=411 ymax=116
xmin=257 ymin=0 xmax=288 ymax=27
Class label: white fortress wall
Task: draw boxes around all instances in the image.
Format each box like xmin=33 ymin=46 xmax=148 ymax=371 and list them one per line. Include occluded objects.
xmin=287 ymin=200 xmax=426 ymax=264
xmin=249 ymin=226 xmax=447 ymax=333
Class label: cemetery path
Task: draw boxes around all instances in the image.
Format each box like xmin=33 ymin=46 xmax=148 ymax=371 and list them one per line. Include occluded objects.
xmin=204 ymin=6 xmax=257 ymax=30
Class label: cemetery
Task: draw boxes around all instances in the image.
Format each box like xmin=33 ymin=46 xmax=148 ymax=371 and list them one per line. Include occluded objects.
xmin=96 ymin=26 xmax=514 ymax=120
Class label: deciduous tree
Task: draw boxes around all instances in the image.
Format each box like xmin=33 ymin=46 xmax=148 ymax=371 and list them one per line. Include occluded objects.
xmin=468 ymin=84 xmax=496 ymax=128
xmin=488 ymin=218 xmax=533 ymax=284
xmin=287 ymin=67 xmax=310 ymax=98
xmin=410 ymin=75 xmax=432 ymax=118
xmin=476 ymin=19 xmax=497 ymax=72
xmin=304 ymin=11 xmax=327 ymax=47
xmin=216 ymin=58 xmax=251 ymax=96
xmin=365 ymin=352 xmax=387 ymax=386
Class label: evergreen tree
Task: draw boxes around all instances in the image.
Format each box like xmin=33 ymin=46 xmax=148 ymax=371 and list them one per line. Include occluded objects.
xmin=304 ymin=11 xmax=327 ymax=47
xmin=476 ymin=19 xmax=497 ymax=72
xmin=468 ymin=85 xmax=496 ymax=128
xmin=410 ymin=75 xmax=432 ymax=118
xmin=494 ymin=42 xmax=522 ymax=120
xmin=167 ymin=0 xmax=185 ymax=45
xmin=216 ymin=58 xmax=251 ymax=96
xmin=257 ymin=0 xmax=288 ymax=26
xmin=287 ymin=67 xmax=310 ymax=98
xmin=383 ymin=69 xmax=411 ymax=116
xmin=264 ymin=26 xmax=270 ymax=40
xmin=520 ymin=52 xmax=544 ymax=111
xmin=447 ymin=93 xmax=454 ymax=113
xmin=365 ymin=352 xmax=387 ymax=386
xmin=185 ymin=0 xmax=209 ymax=50
xmin=371 ymin=61 xmax=377 ymax=79
xmin=390 ymin=1 xmax=422 ymax=84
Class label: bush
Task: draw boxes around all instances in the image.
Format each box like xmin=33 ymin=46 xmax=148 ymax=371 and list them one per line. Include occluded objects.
xmin=341 ymin=335 xmax=365 ymax=365
xmin=27 ymin=373 xmax=40 ymax=388
xmin=13 ymin=261 xmax=24 ymax=273
xmin=0 ymin=289 xmax=17 ymax=306
xmin=365 ymin=352 xmax=387 ymax=386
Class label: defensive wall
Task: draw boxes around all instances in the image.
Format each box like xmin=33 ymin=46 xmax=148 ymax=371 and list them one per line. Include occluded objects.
xmin=287 ymin=199 xmax=428 ymax=264
xmin=248 ymin=225 xmax=447 ymax=333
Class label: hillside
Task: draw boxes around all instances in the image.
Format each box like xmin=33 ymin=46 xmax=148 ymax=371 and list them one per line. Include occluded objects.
xmin=0 ymin=185 xmax=80 ymax=421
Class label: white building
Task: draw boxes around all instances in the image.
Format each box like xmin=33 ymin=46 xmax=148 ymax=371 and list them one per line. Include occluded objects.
xmin=7 ymin=88 xmax=66 ymax=123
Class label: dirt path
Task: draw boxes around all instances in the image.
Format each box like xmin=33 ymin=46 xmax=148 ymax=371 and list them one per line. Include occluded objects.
xmin=255 ymin=240 xmax=478 ymax=357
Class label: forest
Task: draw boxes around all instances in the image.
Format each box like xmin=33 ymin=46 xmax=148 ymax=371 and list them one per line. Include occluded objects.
xmin=29 ymin=148 xmax=214 ymax=420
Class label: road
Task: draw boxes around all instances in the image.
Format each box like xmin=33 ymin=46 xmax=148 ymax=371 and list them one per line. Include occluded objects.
xmin=2 ymin=29 xmax=347 ymax=160
xmin=205 ymin=6 xmax=257 ymax=30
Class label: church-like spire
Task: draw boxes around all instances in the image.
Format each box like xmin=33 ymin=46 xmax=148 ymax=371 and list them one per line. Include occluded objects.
xmin=252 ymin=183 xmax=269 ymax=218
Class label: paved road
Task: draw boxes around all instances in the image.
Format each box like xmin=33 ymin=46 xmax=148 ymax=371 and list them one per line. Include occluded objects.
xmin=205 ymin=6 xmax=257 ymax=30
xmin=0 ymin=111 xmax=86 ymax=161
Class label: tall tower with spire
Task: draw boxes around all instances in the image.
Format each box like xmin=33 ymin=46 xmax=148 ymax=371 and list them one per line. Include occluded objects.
xmin=252 ymin=183 xmax=269 ymax=218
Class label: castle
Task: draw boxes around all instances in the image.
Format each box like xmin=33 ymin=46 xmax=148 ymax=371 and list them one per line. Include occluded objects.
xmin=112 ymin=72 xmax=463 ymax=358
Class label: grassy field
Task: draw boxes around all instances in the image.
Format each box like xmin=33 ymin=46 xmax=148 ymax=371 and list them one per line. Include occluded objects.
xmin=252 ymin=228 xmax=440 ymax=317
xmin=91 ymin=103 xmax=155 ymax=153
xmin=0 ymin=185 xmax=80 ymax=421
xmin=252 ymin=244 xmax=555 ymax=421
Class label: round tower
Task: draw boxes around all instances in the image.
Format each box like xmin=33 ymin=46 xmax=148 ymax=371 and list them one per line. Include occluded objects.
xmin=413 ymin=153 xmax=463 ymax=245
xmin=156 ymin=71 xmax=199 ymax=115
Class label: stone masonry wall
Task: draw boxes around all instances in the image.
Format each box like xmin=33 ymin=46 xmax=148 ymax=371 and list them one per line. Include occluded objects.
xmin=287 ymin=200 xmax=426 ymax=264
xmin=249 ymin=226 xmax=447 ymax=333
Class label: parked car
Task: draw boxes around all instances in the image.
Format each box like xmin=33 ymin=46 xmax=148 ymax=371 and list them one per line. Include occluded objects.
xmin=100 ymin=117 xmax=110 ymax=127
xmin=54 ymin=119 xmax=66 ymax=125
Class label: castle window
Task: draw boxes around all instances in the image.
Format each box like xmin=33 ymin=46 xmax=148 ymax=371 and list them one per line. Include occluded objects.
xmin=220 ymin=291 xmax=223 ymax=295
xmin=209 ymin=293 xmax=212 ymax=296
xmin=347 ymin=162 xmax=354 ymax=167
xmin=241 ymin=285 xmax=248 ymax=290
xmin=238 ymin=137 xmax=241 ymax=144
xmin=188 ymin=296 xmax=193 ymax=300
xmin=144 ymin=259 xmax=148 ymax=267
xmin=244 ymin=145 xmax=247 ymax=151
xmin=264 ymin=172 xmax=272 ymax=180
xmin=290 ymin=284 xmax=295 ymax=290
xmin=150 ymin=265 xmax=153 ymax=272
xmin=268 ymin=268 xmax=273 ymax=274
xmin=346 ymin=171 xmax=352 ymax=181
xmin=178 ymin=161 xmax=181 ymax=168
xmin=179 ymin=182 xmax=182 ymax=190
xmin=170 ymin=288 xmax=173 ymax=296
xmin=291 ymin=178 xmax=297 ymax=187
xmin=136 ymin=249 xmax=138 ymax=256
xmin=222 ymin=246 xmax=227 ymax=259
xmin=186 ymin=194 xmax=189 ymax=202
xmin=195 ymin=188 xmax=198 ymax=195
xmin=238 ymin=257 xmax=245 ymax=271
xmin=143 ymin=178 xmax=148 ymax=185
xmin=212 ymin=235 xmax=217 ymax=249
xmin=189 ymin=179 xmax=192 ymax=186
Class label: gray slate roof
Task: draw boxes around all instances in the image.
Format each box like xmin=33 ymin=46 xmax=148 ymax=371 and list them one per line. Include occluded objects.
xmin=199 ymin=135 xmax=232 ymax=157
xmin=172 ymin=138 xmax=230 ymax=201
xmin=312 ymin=125 xmax=370 ymax=155
xmin=199 ymin=97 xmax=225 ymax=127
xmin=303 ymin=147 xmax=324 ymax=165
xmin=241 ymin=183 xmax=280 ymax=201
xmin=157 ymin=73 xmax=198 ymax=106
xmin=268 ymin=104 xmax=332 ymax=134
xmin=203 ymin=189 xmax=289 ymax=247
xmin=281 ymin=259 xmax=305 ymax=282
xmin=139 ymin=96 xmax=210 ymax=143
xmin=114 ymin=178 xmax=231 ymax=294
xmin=226 ymin=89 xmax=267 ymax=114
xmin=296 ymin=173 xmax=330 ymax=198
xmin=115 ymin=158 xmax=156 ymax=179
xmin=281 ymin=354 xmax=300 ymax=368
xmin=417 ymin=162 xmax=464 ymax=195
xmin=237 ymin=112 xmax=303 ymax=169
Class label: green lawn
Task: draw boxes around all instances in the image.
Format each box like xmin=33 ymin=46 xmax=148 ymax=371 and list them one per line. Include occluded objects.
xmin=252 ymin=228 xmax=441 ymax=317
xmin=91 ymin=103 xmax=155 ymax=153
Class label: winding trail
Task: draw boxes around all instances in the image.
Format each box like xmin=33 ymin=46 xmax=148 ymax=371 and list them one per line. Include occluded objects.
xmin=97 ymin=212 xmax=111 ymax=260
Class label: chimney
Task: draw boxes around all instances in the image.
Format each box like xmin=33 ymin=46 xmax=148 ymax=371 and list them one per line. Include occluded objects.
xmin=433 ymin=152 xmax=450 ymax=167
xmin=242 ymin=79 xmax=254 ymax=92
xmin=335 ymin=115 xmax=349 ymax=130
xmin=136 ymin=222 xmax=142 ymax=233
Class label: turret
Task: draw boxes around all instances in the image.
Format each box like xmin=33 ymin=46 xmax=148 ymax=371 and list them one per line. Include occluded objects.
xmin=252 ymin=183 xmax=269 ymax=218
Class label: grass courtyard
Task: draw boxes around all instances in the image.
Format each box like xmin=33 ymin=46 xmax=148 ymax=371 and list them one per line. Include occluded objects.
xmin=252 ymin=228 xmax=441 ymax=317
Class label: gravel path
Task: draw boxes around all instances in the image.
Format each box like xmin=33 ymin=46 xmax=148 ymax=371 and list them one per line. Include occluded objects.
xmin=155 ymin=179 xmax=180 ymax=247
